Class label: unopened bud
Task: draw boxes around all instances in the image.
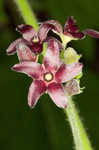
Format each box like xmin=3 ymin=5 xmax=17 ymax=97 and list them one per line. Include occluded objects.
xmin=64 ymin=47 xmax=80 ymax=64
xmin=65 ymin=79 xmax=81 ymax=96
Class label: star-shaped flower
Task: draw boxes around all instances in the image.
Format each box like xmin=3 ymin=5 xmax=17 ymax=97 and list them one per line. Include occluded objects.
xmin=12 ymin=38 xmax=83 ymax=109
xmin=39 ymin=16 xmax=99 ymax=47
xmin=7 ymin=23 xmax=59 ymax=61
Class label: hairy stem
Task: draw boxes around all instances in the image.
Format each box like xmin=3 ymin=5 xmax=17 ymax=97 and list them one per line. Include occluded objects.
xmin=14 ymin=1 xmax=93 ymax=149
xmin=64 ymin=97 xmax=93 ymax=150
xmin=14 ymin=0 xmax=38 ymax=30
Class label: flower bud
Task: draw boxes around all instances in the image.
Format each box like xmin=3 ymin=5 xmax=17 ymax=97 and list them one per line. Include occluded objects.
xmin=65 ymin=79 xmax=81 ymax=96
xmin=64 ymin=47 xmax=80 ymax=64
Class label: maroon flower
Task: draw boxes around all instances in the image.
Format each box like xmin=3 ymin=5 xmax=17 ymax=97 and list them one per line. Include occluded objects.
xmin=12 ymin=38 xmax=83 ymax=109
xmin=7 ymin=23 xmax=57 ymax=61
xmin=39 ymin=16 xmax=99 ymax=46
xmin=64 ymin=16 xmax=85 ymax=39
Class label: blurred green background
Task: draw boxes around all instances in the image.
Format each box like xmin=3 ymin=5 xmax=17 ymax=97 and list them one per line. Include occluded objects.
xmin=0 ymin=0 xmax=99 ymax=149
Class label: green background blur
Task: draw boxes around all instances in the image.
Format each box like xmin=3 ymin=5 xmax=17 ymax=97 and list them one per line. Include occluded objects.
xmin=0 ymin=0 xmax=99 ymax=149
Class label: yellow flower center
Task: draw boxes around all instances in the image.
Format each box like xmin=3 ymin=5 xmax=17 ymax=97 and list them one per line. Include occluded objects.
xmin=44 ymin=72 xmax=53 ymax=82
xmin=32 ymin=36 xmax=39 ymax=43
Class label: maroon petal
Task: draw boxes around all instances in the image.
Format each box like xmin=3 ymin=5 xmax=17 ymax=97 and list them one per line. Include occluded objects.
xmin=16 ymin=24 xmax=37 ymax=41
xmin=7 ymin=38 xmax=23 ymax=55
xmin=64 ymin=16 xmax=85 ymax=39
xmin=28 ymin=42 xmax=43 ymax=54
xmin=46 ymin=37 xmax=63 ymax=50
xmin=12 ymin=62 xmax=44 ymax=79
xmin=38 ymin=20 xmax=63 ymax=42
xmin=16 ymin=42 xmax=36 ymax=62
xmin=45 ymin=20 xmax=63 ymax=33
xmin=83 ymin=29 xmax=99 ymax=38
xmin=48 ymin=82 xmax=68 ymax=108
xmin=44 ymin=38 xmax=61 ymax=72
xmin=28 ymin=80 xmax=46 ymax=108
xmin=55 ymin=63 xmax=83 ymax=83
xmin=71 ymin=32 xmax=85 ymax=39
xmin=64 ymin=16 xmax=79 ymax=34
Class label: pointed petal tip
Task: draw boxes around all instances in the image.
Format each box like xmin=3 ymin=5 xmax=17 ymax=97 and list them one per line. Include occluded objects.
xmin=11 ymin=61 xmax=44 ymax=79
xmin=58 ymin=102 xmax=67 ymax=109
xmin=28 ymin=99 xmax=36 ymax=109
xmin=28 ymin=80 xmax=46 ymax=108
xmin=67 ymin=16 xmax=76 ymax=24
xmin=83 ymin=29 xmax=99 ymax=38
xmin=6 ymin=38 xmax=23 ymax=55
xmin=11 ymin=64 xmax=19 ymax=71
xmin=16 ymin=24 xmax=33 ymax=33
xmin=6 ymin=50 xmax=14 ymax=56
xmin=62 ymin=103 xmax=67 ymax=109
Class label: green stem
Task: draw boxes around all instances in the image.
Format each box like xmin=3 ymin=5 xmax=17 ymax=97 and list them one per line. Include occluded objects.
xmin=14 ymin=1 xmax=93 ymax=149
xmin=64 ymin=97 xmax=93 ymax=150
xmin=14 ymin=0 xmax=38 ymax=30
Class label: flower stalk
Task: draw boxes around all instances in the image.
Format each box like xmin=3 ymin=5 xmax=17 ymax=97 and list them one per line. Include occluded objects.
xmin=65 ymin=97 xmax=93 ymax=150
xmin=14 ymin=0 xmax=38 ymax=30
xmin=12 ymin=0 xmax=94 ymax=150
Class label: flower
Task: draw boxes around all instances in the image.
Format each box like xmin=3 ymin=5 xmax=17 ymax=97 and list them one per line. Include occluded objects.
xmin=6 ymin=23 xmax=58 ymax=61
xmin=40 ymin=16 xmax=99 ymax=47
xmin=12 ymin=38 xmax=83 ymax=109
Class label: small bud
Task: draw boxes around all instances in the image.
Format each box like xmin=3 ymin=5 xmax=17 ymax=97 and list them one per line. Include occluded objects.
xmin=65 ymin=79 xmax=81 ymax=96
xmin=64 ymin=47 xmax=80 ymax=64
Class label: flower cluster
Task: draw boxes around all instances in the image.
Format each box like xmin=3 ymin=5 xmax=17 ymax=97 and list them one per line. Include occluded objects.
xmin=7 ymin=16 xmax=99 ymax=109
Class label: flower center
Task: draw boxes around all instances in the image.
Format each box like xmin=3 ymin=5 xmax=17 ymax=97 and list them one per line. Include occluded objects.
xmin=32 ymin=36 xmax=39 ymax=43
xmin=44 ymin=72 xmax=53 ymax=82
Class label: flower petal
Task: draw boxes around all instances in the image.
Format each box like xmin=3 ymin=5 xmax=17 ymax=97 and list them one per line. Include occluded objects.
xmin=48 ymin=82 xmax=68 ymax=108
xmin=47 ymin=37 xmax=63 ymax=49
xmin=28 ymin=42 xmax=43 ymax=54
xmin=55 ymin=63 xmax=83 ymax=83
xmin=12 ymin=62 xmax=44 ymax=79
xmin=28 ymin=80 xmax=46 ymax=108
xmin=83 ymin=29 xmax=99 ymax=38
xmin=44 ymin=38 xmax=61 ymax=72
xmin=45 ymin=20 xmax=63 ymax=33
xmin=64 ymin=16 xmax=79 ymax=34
xmin=38 ymin=20 xmax=63 ymax=42
xmin=7 ymin=38 xmax=23 ymax=55
xmin=70 ymin=32 xmax=85 ymax=39
xmin=16 ymin=24 xmax=37 ymax=41
xmin=64 ymin=16 xmax=85 ymax=39
xmin=16 ymin=42 xmax=36 ymax=62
